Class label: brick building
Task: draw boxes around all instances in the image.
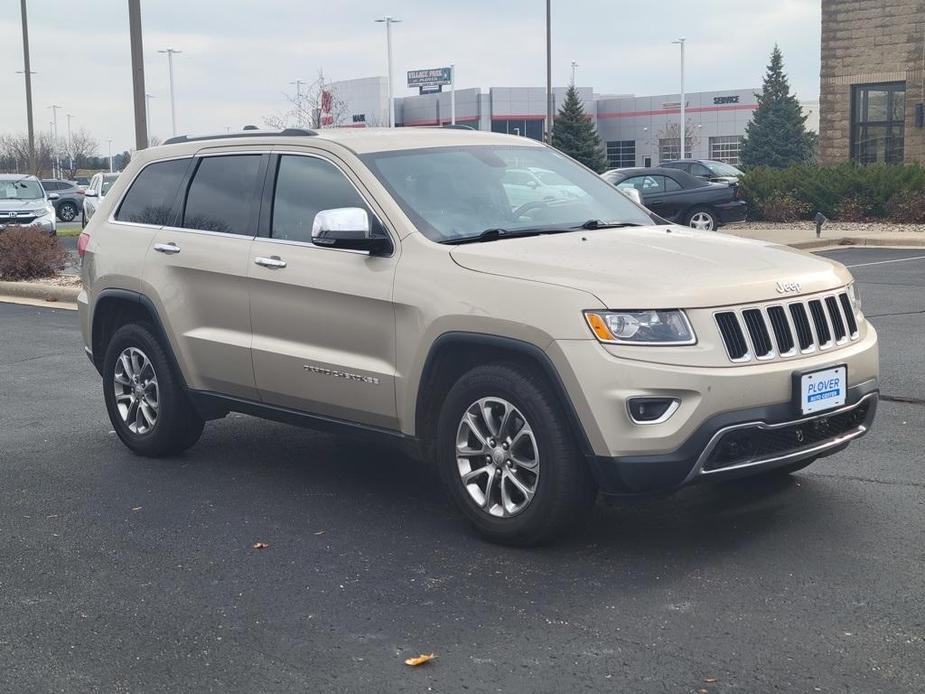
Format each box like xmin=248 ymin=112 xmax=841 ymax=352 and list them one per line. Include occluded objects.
xmin=820 ymin=0 xmax=925 ymax=164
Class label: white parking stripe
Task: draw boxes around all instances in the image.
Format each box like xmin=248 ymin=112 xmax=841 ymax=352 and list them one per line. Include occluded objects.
xmin=845 ymin=254 xmax=925 ymax=269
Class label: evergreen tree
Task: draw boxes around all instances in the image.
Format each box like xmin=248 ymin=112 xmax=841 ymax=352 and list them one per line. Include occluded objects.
xmin=551 ymin=86 xmax=608 ymax=173
xmin=740 ymin=45 xmax=813 ymax=168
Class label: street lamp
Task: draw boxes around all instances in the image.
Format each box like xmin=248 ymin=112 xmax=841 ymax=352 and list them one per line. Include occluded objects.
xmin=289 ymin=79 xmax=307 ymax=127
xmin=48 ymin=104 xmax=62 ymax=178
xmin=570 ymin=60 xmax=579 ymax=86
xmin=107 ymin=139 xmax=113 ymax=173
xmin=158 ymin=48 xmax=181 ymax=135
xmin=145 ymin=92 xmax=155 ymax=142
xmin=672 ymin=37 xmax=686 ymax=160
xmin=66 ymin=112 xmax=75 ymax=174
xmin=374 ymin=16 xmax=401 ymax=128
xmin=545 ymin=0 xmax=553 ymax=142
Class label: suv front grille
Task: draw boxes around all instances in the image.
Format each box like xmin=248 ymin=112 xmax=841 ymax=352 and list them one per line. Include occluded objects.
xmin=715 ymin=291 xmax=859 ymax=363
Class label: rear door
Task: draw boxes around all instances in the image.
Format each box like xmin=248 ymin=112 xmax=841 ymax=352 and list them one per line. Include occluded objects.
xmin=143 ymin=151 xmax=267 ymax=399
xmin=247 ymin=150 xmax=399 ymax=429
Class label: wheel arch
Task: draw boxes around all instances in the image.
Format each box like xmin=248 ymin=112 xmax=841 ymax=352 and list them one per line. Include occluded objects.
xmin=413 ymin=332 xmax=594 ymax=462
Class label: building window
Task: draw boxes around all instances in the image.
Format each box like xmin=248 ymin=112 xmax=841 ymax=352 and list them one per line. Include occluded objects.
xmin=709 ymin=136 xmax=743 ymax=165
xmin=851 ymin=82 xmax=905 ymax=164
xmin=606 ymin=140 xmax=636 ymax=168
xmin=491 ymin=119 xmax=544 ymax=141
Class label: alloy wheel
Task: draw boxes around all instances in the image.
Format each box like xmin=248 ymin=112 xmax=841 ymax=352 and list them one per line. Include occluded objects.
xmin=113 ymin=347 xmax=159 ymax=434
xmin=59 ymin=203 xmax=77 ymax=222
xmin=455 ymin=397 xmax=540 ymax=517
xmin=689 ymin=212 xmax=715 ymax=231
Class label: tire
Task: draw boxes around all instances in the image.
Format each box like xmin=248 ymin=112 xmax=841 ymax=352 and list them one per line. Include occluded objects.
xmin=435 ymin=363 xmax=596 ymax=545
xmin=684 ymin=207 xmax=718 ymax=231
xmin=81 ymin=211 xmax=87 ymax=229
xmin=58 ymin=201 xmax=78 ymax=222
xmin=102 ymin=322 xmax=204 ymax=457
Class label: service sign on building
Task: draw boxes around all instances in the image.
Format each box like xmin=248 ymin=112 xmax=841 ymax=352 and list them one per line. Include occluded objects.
xmin=407 ymin=67 xmax=452 ymax=88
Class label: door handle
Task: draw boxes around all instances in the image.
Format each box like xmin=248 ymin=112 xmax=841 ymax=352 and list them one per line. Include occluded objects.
xmin=255 ymin=255 xmax=287 ymax=269
xmin=153 ymin=242 xmax=180 ymax=255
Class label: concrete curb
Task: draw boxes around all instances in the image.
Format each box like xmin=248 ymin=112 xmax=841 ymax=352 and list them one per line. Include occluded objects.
xmin=790 ymin=237 xmax=925 ymax=250
xmin=0 ymin=280 xmax=81 ymax=303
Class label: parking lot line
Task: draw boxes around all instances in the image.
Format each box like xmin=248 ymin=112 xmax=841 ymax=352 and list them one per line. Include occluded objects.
xmin=845 ymin=254 xmax=925 ymax=269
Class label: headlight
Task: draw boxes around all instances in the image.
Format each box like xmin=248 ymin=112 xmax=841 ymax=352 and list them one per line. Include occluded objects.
xmin=584 ymin=309 xmax=696 ymax=345
xmin=32 ymin=207 xmax=49 ymax=218
xmin=848 ymin=282 xmax=861 ymax=313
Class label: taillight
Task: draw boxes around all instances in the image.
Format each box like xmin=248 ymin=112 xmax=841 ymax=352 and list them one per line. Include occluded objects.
xmin=77 ymin=231 xmax=90 ymax=258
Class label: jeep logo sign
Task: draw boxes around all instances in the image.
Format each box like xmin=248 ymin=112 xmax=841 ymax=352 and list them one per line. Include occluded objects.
xmin=776 ymin=281 xmax=801 ymax=294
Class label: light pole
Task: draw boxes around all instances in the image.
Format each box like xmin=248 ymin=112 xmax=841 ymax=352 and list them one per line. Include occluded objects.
xmin=570 ymin=60 xmax=578 ymax=86
xmin=672 ymin=37 xmax=686 ymax=160
xmin=289 ymin=79 xmax=306 ymax=126
xmin=107 ymin=139 xmax=113 ymax=173
xmin=450 ymin=64 xmax=456 ymax=126
xmin=374 ymin=16 xmax=401 ymax=128
xmin=158 ymin=48 xmax=181 ymax=136
xmin=545 ymin=0 xmax=553 ymax=142
xmin=145 ymin=93 xmax=155 ymax=142
xmin=48 ymin=104 xmax=62 ymax=178
xmin=19 ymin=0 xmax=35 ymax=161
xmin=66 ymin=112 xmax=74 ymax=174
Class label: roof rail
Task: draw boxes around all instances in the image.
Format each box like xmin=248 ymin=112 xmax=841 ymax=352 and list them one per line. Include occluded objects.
xmin=162 ymin=127 xmax=318 ymax=145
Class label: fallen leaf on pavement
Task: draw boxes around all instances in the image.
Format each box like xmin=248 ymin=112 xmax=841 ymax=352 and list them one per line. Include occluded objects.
xmin=252 ymin=542 xmax=270 ymax=550
xmin=404 ymin=653 xmax=437 ymax=666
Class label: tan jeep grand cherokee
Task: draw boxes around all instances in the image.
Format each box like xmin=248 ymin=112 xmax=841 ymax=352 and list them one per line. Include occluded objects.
xmin=77 ymin=127 xmax=878 ymax=544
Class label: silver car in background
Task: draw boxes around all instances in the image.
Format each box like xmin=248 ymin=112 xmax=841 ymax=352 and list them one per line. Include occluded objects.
xmin=82 ymin=172 xmax=120 ymax=228
xmin=0 ymin=174 xmax=58 ymax=235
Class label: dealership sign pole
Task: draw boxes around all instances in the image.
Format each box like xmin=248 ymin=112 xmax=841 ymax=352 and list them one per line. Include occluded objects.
xmin=407 ymin=67 xmax=454 ymax=124
xmin=673 ymin=37 xmax=686 ymax=160
xmin=451 ymin=64 xmax=456 ymax=125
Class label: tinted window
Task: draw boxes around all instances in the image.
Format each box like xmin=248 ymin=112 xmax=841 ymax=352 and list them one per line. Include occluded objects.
xmin=116 ymin=159 xmax=190 ymax=225
xmin=180 ymin=155 xmax=261 ymax=235
xmin=664 ymin=176 xmax=683 ymax=192
xmin=617 ymin=175 xmax=665 ymax=194
xmin=690 ymin=163 xmax=712 ymax=177
xmin=42 ymin=181 xmax=61 ymax=191
xmin=271 ymin=155 xmax=372 ymax=243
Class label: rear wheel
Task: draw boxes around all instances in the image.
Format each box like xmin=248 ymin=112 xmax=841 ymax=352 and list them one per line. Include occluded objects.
xmin=685 ymin=207 xmax=717 ymax=231
xmin=58 ymin=201 xmax=78 ymax=222
xmin=102 ymin=323 xmax=204 ymax=457
xmin=435 ymin=363 xmax=595 ymax=545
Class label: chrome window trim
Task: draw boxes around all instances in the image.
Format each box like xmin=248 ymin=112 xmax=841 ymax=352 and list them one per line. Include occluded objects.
xmin=683 ymin=391 xmax=877 ymax=483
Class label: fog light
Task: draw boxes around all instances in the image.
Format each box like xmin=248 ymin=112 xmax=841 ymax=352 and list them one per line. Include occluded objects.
xmin=627 ymin=397 xmax=680 ymax=424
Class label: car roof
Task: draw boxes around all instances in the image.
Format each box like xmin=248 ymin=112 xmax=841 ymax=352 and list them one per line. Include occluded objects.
xmin=155 ymin=126 xmax=545 ymax=157
xmin=0 ymin=173 xmax=38 ymax=181
xmin=604 ymin=167 xmax=710 ymax=187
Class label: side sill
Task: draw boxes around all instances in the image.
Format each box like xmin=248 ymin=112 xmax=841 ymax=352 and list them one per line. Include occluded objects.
xmin=187 ymin=390 xmax=425 ymax=460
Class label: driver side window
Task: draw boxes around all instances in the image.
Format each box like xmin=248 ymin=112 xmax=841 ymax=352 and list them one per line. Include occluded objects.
xmin=271 ymin=155 xmax=377 ymax=243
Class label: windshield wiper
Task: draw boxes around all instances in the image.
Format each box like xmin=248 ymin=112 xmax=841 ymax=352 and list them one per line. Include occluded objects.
xmin=576 ymin=219 xmax=644 ymax=230
xmin=443 ymin=227 xmax=566 ymax=245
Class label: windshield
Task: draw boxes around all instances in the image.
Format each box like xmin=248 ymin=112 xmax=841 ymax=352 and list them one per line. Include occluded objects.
xmin=1 ymin=178 xmax=44 ymax=201
xmin=361 ymin=145 xmax=655 ymax=242
xmin=101 ymin=175 xmax=119 ymax=195
xmin=705 ymin=161 xmax=744 ymax=177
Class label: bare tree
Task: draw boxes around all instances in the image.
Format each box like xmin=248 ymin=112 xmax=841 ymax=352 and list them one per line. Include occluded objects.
xmin=64 ymin=128 xmax=99 ymax=179
xmin=656 ymin=121 xmax=701 ymax=161
xmin=264 ymin=70 xmax=350 ymax=129
xmin=149 ymin=135 xmax=162 ymax=147
xmin=0 ymin=132 xmax=55 ymax=177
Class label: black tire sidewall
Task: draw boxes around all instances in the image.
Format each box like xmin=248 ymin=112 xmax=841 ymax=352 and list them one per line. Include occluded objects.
xmin=58 ymin=202 xmax=77 ymax=221
xmin=102 ymin=323 xmax=201 ymax=457
xmin=436 ymin=364 xmax=592 ymax=544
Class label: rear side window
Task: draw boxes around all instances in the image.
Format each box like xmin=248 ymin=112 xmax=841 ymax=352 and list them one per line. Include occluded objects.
xmin=271 ymin=155 xmax=373 ymax=243
xmin=181 ymin=155 xmax=262 ymax=235
xmin=116 ymin=158 xmax=190 ymax=225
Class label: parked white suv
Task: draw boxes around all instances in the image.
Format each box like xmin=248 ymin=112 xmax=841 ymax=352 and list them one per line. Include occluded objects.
xmin=77 ymin=128 xmax=879 ymax=544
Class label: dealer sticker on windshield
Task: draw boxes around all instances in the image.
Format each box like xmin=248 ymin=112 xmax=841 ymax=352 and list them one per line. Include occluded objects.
xmin=800 ymin=365 xmax=847 ymax=415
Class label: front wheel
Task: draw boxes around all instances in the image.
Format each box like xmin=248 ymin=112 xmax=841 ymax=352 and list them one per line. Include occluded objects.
xmin=685 ymin=207 xmax=718 ymax=231
xmin=102 ymin=322 xmax=204 ymax=457
xmin=58 ymin=201 xmax=78 ymax=222
xmin=435 ymin=363 xmax=596 ymax=545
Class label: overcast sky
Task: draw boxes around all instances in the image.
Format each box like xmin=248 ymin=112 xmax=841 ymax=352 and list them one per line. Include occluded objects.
xmin=0 ymin=0 xmax=821 ymax=153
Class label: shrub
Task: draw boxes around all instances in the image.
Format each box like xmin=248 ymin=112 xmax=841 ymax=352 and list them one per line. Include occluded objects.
xmin=0 ymin=226 xmax=66 ymax=280
xmin=886 ymin=190 xmax=925 ymax=223
xmin=738 ymin=162 xmax=925 ymax=221
xmin=760 ymin=194 xmax=811 ymax=222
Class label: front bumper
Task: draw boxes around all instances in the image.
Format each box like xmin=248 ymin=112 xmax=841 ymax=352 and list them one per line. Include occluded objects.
xmin=588 ymin=382 xmax=877 ymax=494
xmin=0 ymin=216 xmax=56 ymax=235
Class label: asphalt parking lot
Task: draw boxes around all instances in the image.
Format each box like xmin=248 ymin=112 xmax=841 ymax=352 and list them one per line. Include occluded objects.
xmin=1 ymin=248 xmax=923 ymax=693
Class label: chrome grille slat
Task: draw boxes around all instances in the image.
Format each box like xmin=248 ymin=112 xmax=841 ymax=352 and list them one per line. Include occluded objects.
xmin=714 ymin=291 xmax=861 ymax=364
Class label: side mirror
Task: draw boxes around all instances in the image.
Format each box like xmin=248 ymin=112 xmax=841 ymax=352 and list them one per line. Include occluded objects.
xmin=311 ymin=207 xmax=391 ymax=255
xmin=84 ymin=189 xmax=98 ymax=198
xmin=618 ymin=187 xmax=643 ymax=206
xmin=47 ymin=192 xmax=60 ymax=200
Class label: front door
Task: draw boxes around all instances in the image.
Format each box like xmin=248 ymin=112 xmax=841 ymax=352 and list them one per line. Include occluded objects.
xmin=248 ymin=152 xmax=399 ymax=429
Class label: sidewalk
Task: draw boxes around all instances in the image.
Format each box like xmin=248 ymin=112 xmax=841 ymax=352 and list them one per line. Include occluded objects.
xmin=724 ymin=222 xmax=925 ymax=250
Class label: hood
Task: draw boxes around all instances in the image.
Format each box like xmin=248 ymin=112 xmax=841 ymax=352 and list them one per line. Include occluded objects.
xmin=449 ymin=225 xmax=851 ymax=309
xmin=0 ymin=198 xmax=47 ymax=211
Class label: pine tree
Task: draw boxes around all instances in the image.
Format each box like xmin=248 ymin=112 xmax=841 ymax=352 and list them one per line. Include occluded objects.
xmin=740 ymin=46 xmax=813 ymax=168
xmin=551 ymin=86 xmax=608 ymax=173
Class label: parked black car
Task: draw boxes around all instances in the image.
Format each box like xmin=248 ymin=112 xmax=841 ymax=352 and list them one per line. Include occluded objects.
xmin=660 ymin=159 xmax=744 ymax=184
xmin=601 ymin=167 xmax=746 ymax=230
xmin=40 ymin=179 xmax=84 ymax=222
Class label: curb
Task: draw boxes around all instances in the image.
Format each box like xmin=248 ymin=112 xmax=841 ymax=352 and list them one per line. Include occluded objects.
xmin=0 ymin=280 xmax=81 ymax=303
xmin=790 ymin=236 xmax=925 ymax=250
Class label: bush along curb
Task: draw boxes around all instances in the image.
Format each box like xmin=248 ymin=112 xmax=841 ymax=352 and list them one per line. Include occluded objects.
xmin=0 ymin=280 xmax=80 ymax=304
